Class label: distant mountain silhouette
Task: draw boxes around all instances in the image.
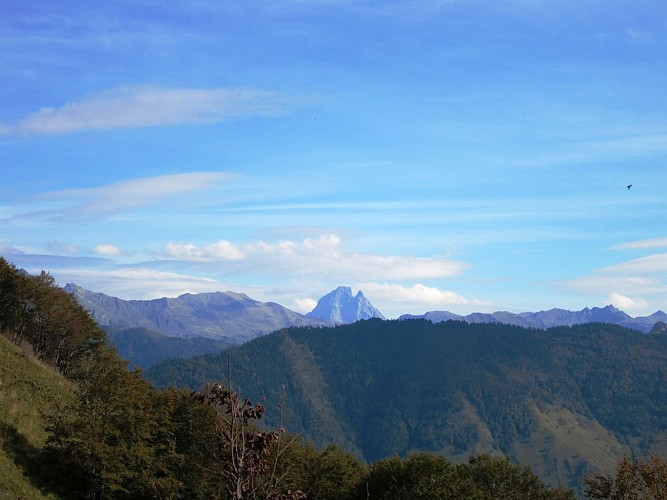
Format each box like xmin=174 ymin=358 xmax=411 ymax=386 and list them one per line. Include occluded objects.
xmin=306 ymin=286 xmax=385 ymax=323
xmin=400 ymin=305 xmax=667 ymax=333
xmin=65 ymin=283 xmax=326 ymax=344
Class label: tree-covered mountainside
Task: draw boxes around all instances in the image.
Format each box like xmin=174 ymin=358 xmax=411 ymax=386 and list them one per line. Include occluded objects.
xmin=104 ymin=326 xmax=229 ymax=369
xmin=146 ymin=319 xmax=667 ymax=492
xmin=0 ymin=257 xmax=578 ymax=498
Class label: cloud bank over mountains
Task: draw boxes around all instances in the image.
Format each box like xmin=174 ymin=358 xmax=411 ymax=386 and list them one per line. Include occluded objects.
xmin=2 ymin=167 xmax=667 ymax=317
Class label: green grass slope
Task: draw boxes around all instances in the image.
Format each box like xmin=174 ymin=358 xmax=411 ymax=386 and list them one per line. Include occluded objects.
xmin=0 ymin=336 xmax=74 ymax=499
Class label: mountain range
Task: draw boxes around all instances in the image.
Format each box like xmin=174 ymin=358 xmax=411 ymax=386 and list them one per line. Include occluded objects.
xmin=400 ymin=305 xmax=667 ymax=333
xmin=65 ymin=283 xmax=388 ymax=368
xmin=64 ymin=283 xmax=326 ymax=344
xmin=67 ymin=282 xmax=667 ymax=343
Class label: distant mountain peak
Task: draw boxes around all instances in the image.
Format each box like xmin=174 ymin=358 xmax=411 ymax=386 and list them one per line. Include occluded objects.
xmin=306 ymin=286 xmax=385 ymax=324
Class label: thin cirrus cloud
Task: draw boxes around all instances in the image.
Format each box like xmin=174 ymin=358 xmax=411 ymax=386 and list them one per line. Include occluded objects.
xmin=613 ymin=237 xmax=667 ymax=250
xmin=0 ymin=85 xmax=300 ymax=136
xmin=18 ymin=172 xmax=232 ymax=221
xmin=581 ymin=134 xmax=667 ymax=157
xmin=51 ymin=267 xmax=226 ymax=301
xmin=601 ymin=253 xmax=667 ymax=274
xmin=560 ymin=275 xmax=664 ymax=296
xmin=162 ymin=234 xmax=467 ymax=282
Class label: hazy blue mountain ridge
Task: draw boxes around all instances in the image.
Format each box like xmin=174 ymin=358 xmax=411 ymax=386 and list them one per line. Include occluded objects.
xmin=400 ymin=304 xmax=667 ymax=333
xmin=65 ymin=283 xmax=326 ymax=344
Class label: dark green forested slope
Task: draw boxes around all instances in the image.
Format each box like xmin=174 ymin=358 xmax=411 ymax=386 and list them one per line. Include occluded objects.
xmin=104 ymin=326 xmax=230 ymax=369
xmin=146 ymin=319 xmax=667 ymax=492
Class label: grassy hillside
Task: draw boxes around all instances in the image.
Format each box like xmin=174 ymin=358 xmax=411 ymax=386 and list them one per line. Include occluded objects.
xmin=146 ymin=319 xmax=667 ymax=493
xmin=0 ymin=335 xmax=74 ymax=499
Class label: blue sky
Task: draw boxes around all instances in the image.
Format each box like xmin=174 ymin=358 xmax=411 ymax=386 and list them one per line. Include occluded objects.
xmin=2 ymin=0 xmax=667 ymax=318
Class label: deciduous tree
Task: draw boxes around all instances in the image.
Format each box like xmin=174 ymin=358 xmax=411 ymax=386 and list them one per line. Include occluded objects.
xmin=584 ymin=454 xmax=667 ymax=499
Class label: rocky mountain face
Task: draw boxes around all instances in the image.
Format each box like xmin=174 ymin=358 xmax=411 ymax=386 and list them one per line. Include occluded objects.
xmin=64 ymin=283 xmax=326 ymax=344
xmin=306 ymin=286 xmax=385 ymax=324
xmin=400 ymin=305 xmax=667 ymax=333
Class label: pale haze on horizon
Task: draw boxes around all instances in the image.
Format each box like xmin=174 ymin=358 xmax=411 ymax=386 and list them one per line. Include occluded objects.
xmin=2 ymin=1 xmax=667 ymax=319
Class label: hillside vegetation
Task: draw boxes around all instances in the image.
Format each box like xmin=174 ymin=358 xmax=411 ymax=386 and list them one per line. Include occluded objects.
xmin=0 ymin=335 xmax=73 ymax=499
xmin=104 ymin=326 xmax=229 ymax=369
xmin=147 ymin=319 xmax=667 ymax=492
xmin=0 ymin=256 xmax=661 ymax=499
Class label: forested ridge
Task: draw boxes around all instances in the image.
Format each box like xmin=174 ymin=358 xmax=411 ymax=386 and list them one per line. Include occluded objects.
xmin=104 ymin=326 xmax=230 ymax=369
xmin=147 ymin=317 xmax=667 ymax=492
xmin=0 ymin=257 xmax=663 ymax=498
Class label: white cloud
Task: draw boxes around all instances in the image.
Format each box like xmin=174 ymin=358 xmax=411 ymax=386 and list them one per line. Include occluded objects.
xmin=251 ymin=234 xmax=466 ymax=281
xmin=164 ymin=234 xmax=467 ymax=282
xmin=608 ymin=292 xmax=649 ymax=312
xmin=164 ymin=240 xmax=245 ymax=261
xmin=94 ymin=243 xmax=121 ymax=256
xmin=358 ymin=282 xmax=485 ymax=311
xmin=292 ymin=297 xmax=318 ymax=313
xmin=1 ymin=85 xmax=298 ymax=136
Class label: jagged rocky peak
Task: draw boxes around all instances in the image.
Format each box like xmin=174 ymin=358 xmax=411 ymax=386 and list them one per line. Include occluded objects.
xmin=306 ymin=286 xmax=385 ymax=324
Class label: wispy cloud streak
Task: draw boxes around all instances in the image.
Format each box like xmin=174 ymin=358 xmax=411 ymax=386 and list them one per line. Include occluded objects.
xmin=13 ymin=172 xmax=231 ymax=221
xmin=613 ymin=237 xmax=667 ymax=250
xmin=602 ymin=253 xmax=667 ymax=274
xmin=1 ymin=85 xmax=299 ymax=136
